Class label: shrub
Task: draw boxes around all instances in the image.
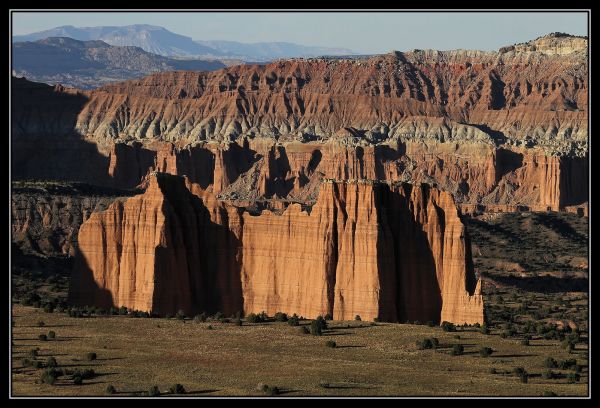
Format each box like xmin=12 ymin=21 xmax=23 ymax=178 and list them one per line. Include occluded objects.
xmin=73 ymin=375 xmax=83 ymax=385
xmin=46 ymin=357 xmax=58 ymax=367
xmin=288 ymin=316 xmax=300 ymax=326
xmin=106 ymin=385 xmax=116 ymax=394
xmin=325 ymin=340 xmax=337 ymax=348
xmin=169 ymin=383 xmax=186 ymax=394
xmin=148 ymin=385 xmax=160 ymax=396
xmin=454 ymin=335 xmax=461 ymax=340
xmin=543 ymin=391 xmax=557 ymax=397
xmin=558 ymin=358 xmax=577 ymax=370
xmin=544 ymin=357 xmax=558 ymax=368
xmin=323 ymin=314 xmax=332 ymax=320
xmin=38 ymin=334 xmax=47 ymax=341
xmin=175 ymin=310 xmax=186 ymax=320
xmin=310 ymin=320 xmax=323 ymax=336
xmin=213 ymin=311 xmax=224 ymax=320
xmin=430 ymin=337 xmax=439 ymax=349
xmin=43 ymin=304 xmax=54 ymax=313
xmin=441 ymin=321 xmax=456 ymax=332
xmin=315 ymin=316 xmax=328 ymax=330
xmin=274 ymin=312 xmax=288 ymax=322
xmin=479 ymin=347 xmax=493 ymax=357
xmin=246 ymin=313 xmax=263 ymax=323
xmin=37 ymin=320 xmax=45 ymax=327
xmin=47 ymin=331 xmax=56 ymax=340
xmin=416 ymin=338 xmax=433 ymax=350
xmin=520 ymin=339 xmax=530 ymax=346
xmin=41 ymin=369 xmax=59 ymax=385
xmin=567 ymin=373 xmax=580 ymax=383
xmin=85 ymin=352 xmax=97 ymax=361
xmin=118 ymin=306 xmax=128 ymax=315
xmin=519 ymin=373 xmax=529 ymax=383
xmin=234 ymin=318 xmax=242 ymax=326
xmin=109 ymin=306 xmax=118 ymax=315
xmin=489 ymin=368 xmax=497 ymax=374
xmin=32 ymin=360 xmax=44 ymax=369
xmin=299 ymin=326 xmax=310 ymax=334
xmin=207 ymin=325 xmax=213 ymax=330
xmin=355 ymin=315 xmax=362 ymax=321
xmin=193 ymin=313 xmax=207 ymax=323
xmin=427 ymin=321 xmax=435 ymax=327
xmin=28 ymin=348 xmax=39 ymax=358
xmin=480 ymin=324 xmax=490 ymax=335
xmin=451 ymin=344 xmax=464 ymax=356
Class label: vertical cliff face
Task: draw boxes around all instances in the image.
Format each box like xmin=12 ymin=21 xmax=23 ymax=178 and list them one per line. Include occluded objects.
xmin=70 ymin=174 xmax=483 ymax=324
xmin=68 ymin=173 xmax=243 ymax=316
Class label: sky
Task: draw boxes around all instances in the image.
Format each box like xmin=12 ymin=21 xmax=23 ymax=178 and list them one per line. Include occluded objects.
xmin=11 ymin=11 xmax=589 ymax=54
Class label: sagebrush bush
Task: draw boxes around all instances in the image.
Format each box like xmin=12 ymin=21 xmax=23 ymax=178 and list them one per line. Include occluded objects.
xmin=85 ymin=352 xmax=97 ymax=361
xmin=38 ymin=334 xmax=47 ymax=341
xmin=41 ymin=369 xmax=59 ymax=385
xmin=274 ymin=312 xmax=288 ymax=322
xmin=451 ymin=344 xmax=464 ymax=356
xmin=46 ymin=357 xmax=58 ymax=367
xmin=441 ymin=321 xmax=456 ymax=332
xmin=325 ymin=340 xmax=337 ymax=348
xmin=246 ymin=313 xmax=262 ymax=323
xmin=299 ymin=326 xmax=310 ymax=334
xmin=47 ymin=330 xmax=56 ymax=340
xmin=416 ymin=338 xmax=433 ymax=350
xmin=544 ymin=357 xmax=558 ymax=368
xmin=310 ymin=320 xmax=322 ymax=336
xmin=315 ymin=315 xmax=327 ymax=330
xmin=169 ymin=383 xmax=186 ymax=394
xmin=106 ymin=385 xmax=116 ymax=394
xmin=288 ymin=316 xmax=300 ymax=326
xmin=479 ymin=347 xmax=493 ymax=357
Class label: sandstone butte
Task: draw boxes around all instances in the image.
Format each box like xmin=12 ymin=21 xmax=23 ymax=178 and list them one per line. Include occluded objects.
xmin=11 ymin=33 xmax=588 ymax=213
xmin=69 ymin=173 xmax=484 ymax=324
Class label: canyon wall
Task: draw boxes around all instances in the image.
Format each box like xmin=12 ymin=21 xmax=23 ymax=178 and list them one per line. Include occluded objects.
xmin=69 ymin=174 xmax=483 ymax=324
xmin=11 ymin=33 xmax=588 ymax=211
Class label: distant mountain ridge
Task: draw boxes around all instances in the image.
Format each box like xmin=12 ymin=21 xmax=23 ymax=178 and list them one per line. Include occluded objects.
xmin=194 ymin=40 xmax=354 ymax=61
xmin=13 ymin=24 xmax=355 ymax=61
xmin=12 ymin=37 xmax=226 ymax=89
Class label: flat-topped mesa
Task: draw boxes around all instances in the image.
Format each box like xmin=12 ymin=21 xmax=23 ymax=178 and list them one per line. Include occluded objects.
xmin=501 ymin=33 xmax=588 ymax=56
xmin=70 ymin=174 xmax=483 ymax=324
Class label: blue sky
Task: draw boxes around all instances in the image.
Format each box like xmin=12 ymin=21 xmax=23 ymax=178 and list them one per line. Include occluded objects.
xmin=11 ymin=11 xmax=588 ymax=54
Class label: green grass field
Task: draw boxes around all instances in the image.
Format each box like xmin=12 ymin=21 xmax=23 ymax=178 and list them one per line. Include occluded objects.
xmin=11 ymin=305 xmax=588 ymax=397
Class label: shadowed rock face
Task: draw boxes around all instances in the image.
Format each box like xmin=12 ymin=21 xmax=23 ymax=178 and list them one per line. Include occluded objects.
xmin=70 ymin=174 xmax=483 ymax=324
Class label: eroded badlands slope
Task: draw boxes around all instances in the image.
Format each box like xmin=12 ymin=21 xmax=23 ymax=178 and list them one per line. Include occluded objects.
xmin=12 ymin=33 xmax=588 ymax=211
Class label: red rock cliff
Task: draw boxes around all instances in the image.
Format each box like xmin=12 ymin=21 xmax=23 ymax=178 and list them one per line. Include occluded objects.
xmin=70 ymin=174 xmax=483 ymax=324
